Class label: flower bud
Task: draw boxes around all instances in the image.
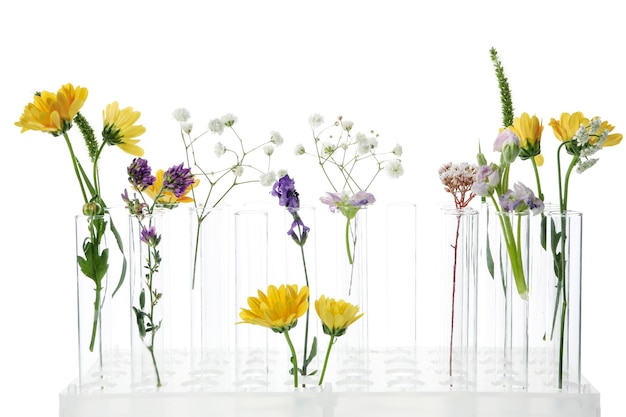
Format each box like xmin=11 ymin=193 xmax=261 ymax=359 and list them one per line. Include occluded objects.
xmin=82 ymin=201 xmax=103 ymax=216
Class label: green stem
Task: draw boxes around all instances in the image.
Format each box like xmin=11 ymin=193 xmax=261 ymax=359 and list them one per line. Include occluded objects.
xmin=284 ymin=330 xmax=298 ymax=387
xmin=345 ymin=217 xmax=353 ymax=265
xmin=298 ymin=240 xmax=312 ymax=377
xmin=318 ymin=335 xmax=336 ymax=386
xmin=531 ymin=156 xmax=544 ymax=202
xmin=147 ymin=346 xmax=162 ymax=388
xmin=63 ymin=132 xmax=88 ymax=203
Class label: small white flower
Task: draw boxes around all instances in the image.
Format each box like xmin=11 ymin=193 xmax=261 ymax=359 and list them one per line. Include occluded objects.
xmin=385 ymin=159 xmax=404 ymax=178
xmin=214 ymin=142 xmax=226 ymax=157
xmin=576 ymin=158 xmax=598 ymax=173
xmin=259 ymin=171 xmax=276 ymax=186
xmin=172 ymin=108 xmax=191 ymax=122
xmin=294 ymin=144 xmax=306 ymax=155
xmin=209 ymin=118 xmax=225 ymax=135
xmin=221 ymin=113 xmax=238 ymax=127
xmin=181 ymin=121 xmax=193 ymax=134
xmin=322 ymin=142 xmax=336 ymax=157
xmin=277 ymin=168 xmax=288 ymax=178
xmin=340 ymin=141 xmax=349 ymax=150
xmin=270 ymin=130 xmax=284 ymax=146
xmin=357 ymin=136 xmax=377 ymax=155
xmin=308 ymin=113 xmax=324 ymax=129
xmin=232 ymin=165 xmax=244 ymax=177
xmin=263 ymin=144 xmax=275 ymax=156
xmin=342 ymin=120 xmax=354 ymax=132
xmin=355 ymin=132 xmax=368 ymax=145
xmin=392 ymin=144 xmax=403 ymax=157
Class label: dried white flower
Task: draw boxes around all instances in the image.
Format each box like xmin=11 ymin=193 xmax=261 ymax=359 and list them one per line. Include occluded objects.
xmin=294 ymin=144 xmax=306 ymax=155
xmin=181 ymin=121 xmax=193 ymax=134
xmin=209 ymin=118 xmax=225 ymax=135
xmin=277 ymin=168 xmax=288 ymax=178
xmin=386 ymin=159 xmax=405 ymax=178
xmin=232 ymin=165 xmax=244 ymax=177
xmin=322 ymin=142 xmax=336 ymax=157
xmin=342 ymin=120 xmax=354 ymax=132
xmin=392 ymin=144 xmax=403 ymax=157
xmin=270 ymin=130 xmax=284 ymax=146
xmin=576 ymin=158 xmax=598 ymax=173
xmin=308 ymin=113 xmax=324 ymax=129
xmin=214 ymin=142 xmax=226 ymax=157
xmin=259 ymin=171 xmax=276 ymax=186
xmin=221 ymin=113 xmax=237 ymax=127
xmin=263 ymin=144 xmax=275 ymax=156
xmin=172 ymin=108 xmax=191 ymax=122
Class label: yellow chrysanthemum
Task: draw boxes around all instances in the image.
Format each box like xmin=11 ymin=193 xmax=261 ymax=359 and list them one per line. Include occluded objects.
xmin=315 ymin=295 xmax=364 ymax=337
xmin=238 ymin=284 xmax=309 ymax=333
xmin=102 ymin=101 xmax=145 ymax=156
xmin=509 ymin=112 xmax=544 ymax=166
xmin=15 ymin=83 xmax=88 ymax=135
xmin=595 ymin=119 xmax=622 ymax=147
xmin=548 ymin=112 xmax=588 ymax=142
xmin=143 ymin=169 xmax=198 ymax=206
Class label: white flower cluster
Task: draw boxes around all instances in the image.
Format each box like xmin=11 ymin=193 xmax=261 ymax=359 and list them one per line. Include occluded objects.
xmin=573 ymin=117 xmax=608 ymax=173
xmin=297 ymin=113 xmax=405 ymax=193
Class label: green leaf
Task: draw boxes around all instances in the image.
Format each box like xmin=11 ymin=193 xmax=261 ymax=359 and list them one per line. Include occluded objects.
xmin=139 ymin=288 xmax=146 ymax=310
xmin=132 ymin=307 xmax=146 ymax=339
xmin=305 ymin=336 xmax=318 ymax=366
xmin=108 ymin=216 xmax=128 ymax=297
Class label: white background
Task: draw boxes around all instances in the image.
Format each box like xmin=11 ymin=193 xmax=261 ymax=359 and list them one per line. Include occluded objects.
xmin=1 ymin=1 xmax=624 ymax=415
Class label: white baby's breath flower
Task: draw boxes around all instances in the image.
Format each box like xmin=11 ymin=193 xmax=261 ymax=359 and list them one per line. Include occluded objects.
xmin=221 ymin=113 xmax=237 ymax=127
xmin=214 ymin=142 xmax=226 ymax=157
xmin=340 ymin=141 xmax=349 ymax=150
xmin=294 ymin=144 xmax=306 ymax=155
xmin=270 ymin=130 xmax=284 ymax=146
xmin=385 ymin=159 xmax=405 ymax=178
xmin=172 ymin=108 xmax=191 ymax=122
xmin=232 ymin=165 xmax=244 ymax=177
xmin=392 ymin=144 xmax=403 ymax=157
xmin=357 ymin=136 xmax=378 ymax=155
xmin=277 ymin=168 xmax=288 ymax=178
xmin=355 ymin=132 xmax=368 ymax=145
xmin=260 ymin=171 xmax=276 ymax=186
xmin=342 ymin=120 xmax=354 ymax=132
xmin=209 ymin=118 xmax=225 ymax=135
xmin=263 ymin=144 xmax=275 ymax=156
xmin=322 ymin=142 xmax=336 ymax=157
xmin=181 ymin=121 xmax=193 ymax=134
xmin=308 ymin=113 xmax=324 ymax=129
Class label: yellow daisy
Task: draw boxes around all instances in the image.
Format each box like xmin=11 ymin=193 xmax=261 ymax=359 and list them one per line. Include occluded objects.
xmin=315 ymin=295 xmax=363 ymax=337
xmin=238 ymin=284 xmax=309 ymax=333
xmin=102 ymin=101 xmax=145 ymax=156
xmin=143 ymin=169 xmax=198 ymax=206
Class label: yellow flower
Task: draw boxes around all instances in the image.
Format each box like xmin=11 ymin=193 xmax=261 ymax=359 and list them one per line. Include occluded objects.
xmin=595 ymin=119 xmax=622 ymax=147
xmin=238 ymin=284 xmax=309 ymax=333
xmin=102 ymin=101 xmax=145 ymax=156
xmin=548 ymin=111 xmax=588 ymax=142
xmin=509 ymin=112 xmax=544 ymax=166
xmin=15 ymin=83 xmax=88 ymax=135
xmin=143 ymin=169 xmax=198 ymax=206
xmin=314 ymin=295 xmax=364 ymax=337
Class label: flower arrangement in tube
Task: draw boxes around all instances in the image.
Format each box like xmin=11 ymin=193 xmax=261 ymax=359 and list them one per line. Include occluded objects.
xmin=486 ymin=48 xmax=622 ymax=389
xmin=296 ymin=114 xmax=404 ymax=294
xmin=171 ymin=109 xmax=282 ymax=289
xmin=238 ymin=284 xmax=363 ymax=387
xmin=15 ymin=84 xmax=143 ymax=353
xmin=438 ymin=162 xmax=477 ymax=378
xmin=122 ymin=158 xmax=197 ymax=387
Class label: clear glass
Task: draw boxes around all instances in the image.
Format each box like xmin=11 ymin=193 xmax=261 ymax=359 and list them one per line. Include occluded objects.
xmin=384 ymin=202 xmax=421 ymax=389
xmin=75 ymin=213 xmax=125 ymax=391
xmin=491 ymin=211 xmax=530 ymax=390
xmin=234 ymin=209 xmax=269 ymax=390
xmin=331 ymin=208 xmax=371 ymax=388
xmin=538 ymin=210 xmax=582 ymax=392
xmin=187 ymin=205 xmax=231 ymax=387
xmin=129 ymin=209 xmax=172 ymax=390
xmin=439 ymin=207 xmax=478 ymax=389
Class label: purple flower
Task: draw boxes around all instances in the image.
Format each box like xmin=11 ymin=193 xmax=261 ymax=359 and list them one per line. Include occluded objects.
xmin=320 ymin=191 xmax=344 ymax=213
xmin=128 ymin=158 xmax=156 ymax=190
xmin=499 ymin=182 xmax=544 ymax=214
xmin=140 ymin=225 xmax=160 ymax=246
xmin=162 ymin=162 xmax=195 ymax=197
xmin=493 ymin=129 xmax=520 ymax=164
xmin=349 ymin=190 xmax=376 ymax=207
xmin=271 ymin=174 xmax=300 ymax=212
xmin=472 ymin=164 xmax=500 ymax=197
xmin=288 ymin=215 xmax=310 ymax=246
